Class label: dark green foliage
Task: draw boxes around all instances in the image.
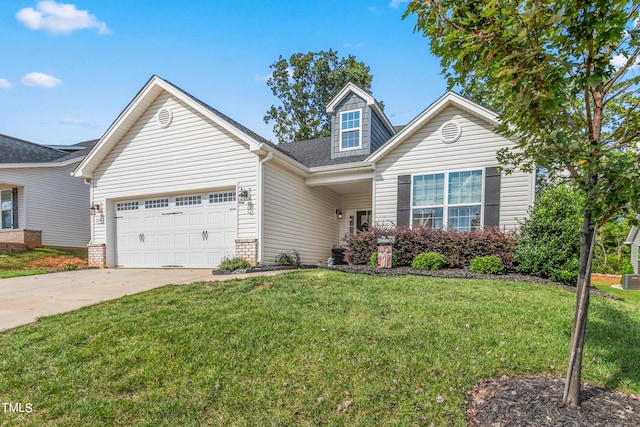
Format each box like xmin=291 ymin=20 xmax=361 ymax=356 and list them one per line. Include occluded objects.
xmin=515 ymin=185 xmax=584 ymax=285
xmin=264 ymin=50 xmax=375 ymax=143
xmin=276 ymin=250 xmax=301 ymax=267
xmin=469 ymin=256 xmax=505 ymax=275
xmin=218 ymin=257 xmax=251 ymax=271
xmin=345 ymin=227 xmax=516 ymax=269
xmin=411 ymin=252 xmax=446 ymax=270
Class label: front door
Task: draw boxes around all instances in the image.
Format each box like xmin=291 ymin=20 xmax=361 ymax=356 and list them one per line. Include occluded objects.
xmin=346 ymin=209 xmax=372 ymax=234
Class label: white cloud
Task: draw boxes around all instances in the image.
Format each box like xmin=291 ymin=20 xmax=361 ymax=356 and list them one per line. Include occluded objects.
xmin=389 ymin=0 xmax=409 ymax=9
xmin=16 ymin=1 xmax=111 ymax=35
xmin=611 ymin=53 xmax=640 ymax=70
xmin=21 ymin=72 xmax=62 ymax=88
xmin=0 ymin=78 xmax=11 ymax=89
xmin=255 ymin=73 xmax=270 ymax=83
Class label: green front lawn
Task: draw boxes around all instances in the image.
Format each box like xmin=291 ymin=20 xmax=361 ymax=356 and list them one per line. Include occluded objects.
xmin=0 ymin=248 xmax=88 ymax=278
xmin=1 ymin=270 xmax=639 ymax=426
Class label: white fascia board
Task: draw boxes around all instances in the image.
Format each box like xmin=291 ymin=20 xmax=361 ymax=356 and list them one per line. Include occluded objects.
xmin=74 ymin=76 xmax=267 ymax=179
xmin=73 ymin=77 xmax=164 ymax=178
xmin=625 ymin=221 xmax=639 ymax=244
xmin=326 ymin=83 xmax=377 ymax=114
xmin=366 ymin=91 xmax=500 ymax=163
xmin=0 ymin=157 xmax=82 ymax=169
xmin=306 ymin=169 xmax=373 ymax=186
xmin=308 ymin=161 xmax=374 ymax=174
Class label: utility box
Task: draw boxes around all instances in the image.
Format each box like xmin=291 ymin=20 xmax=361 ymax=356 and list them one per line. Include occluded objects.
xmin=622 ymin=274 xmax=640 ymax=290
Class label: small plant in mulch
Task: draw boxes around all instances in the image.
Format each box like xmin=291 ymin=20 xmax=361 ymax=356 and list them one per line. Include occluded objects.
xmin=469 ymin=255 xmax=505 ymax=275
xmin=217 ymin=256 xmax=251 ymax=272
xmin=411 ymin=252 xmax=446 ymax=271
xmin=275 ymin=250 xmax=302 ymax=267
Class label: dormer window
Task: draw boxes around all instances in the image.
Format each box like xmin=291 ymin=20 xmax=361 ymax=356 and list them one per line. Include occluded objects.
xmin=340 ymin=109 xmax=362 ymax=150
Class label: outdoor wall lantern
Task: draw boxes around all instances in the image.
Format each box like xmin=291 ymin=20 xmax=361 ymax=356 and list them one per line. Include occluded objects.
xmin=90 ymin=203 xmax=102 ymax=215
xmin=238 ymin=188 xmax=250 ymax=203
xmin=336 ymin=208 xmax=343 ymax=219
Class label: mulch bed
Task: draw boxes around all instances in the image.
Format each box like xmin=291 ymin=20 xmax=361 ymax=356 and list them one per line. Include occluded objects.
xmin=466 ymin=375 xmax=640 ymax=426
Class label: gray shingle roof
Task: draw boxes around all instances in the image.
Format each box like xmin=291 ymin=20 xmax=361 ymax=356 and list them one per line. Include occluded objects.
xmin=278 ymin=137 xmax=369 ymax=167
xmin=0 ymin=134 xmax=67 ymax=163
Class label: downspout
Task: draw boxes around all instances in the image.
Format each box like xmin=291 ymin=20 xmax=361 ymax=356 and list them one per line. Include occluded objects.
xmin=84 ymin=178 xmax=94 ymax=244
xmin=257 ymin=151 xmax=273 ymax=264
xmin=371 ymin=162 xmax=377 ymax=226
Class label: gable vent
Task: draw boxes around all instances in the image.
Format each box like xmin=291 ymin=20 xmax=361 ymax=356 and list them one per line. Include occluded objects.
xmin=157 ymin=108 xmax=173 ymax=128
xmin=439 ymin=120 xmax=461 ymax=143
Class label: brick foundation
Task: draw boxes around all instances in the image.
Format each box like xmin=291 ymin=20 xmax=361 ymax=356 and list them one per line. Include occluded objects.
xmin=235 ymin=239 xmax=258 ymax=265
xmin=87 ymin=243 xmax=106 ymax=268
xmin=0 ymin=229 xmax=41 ymax=249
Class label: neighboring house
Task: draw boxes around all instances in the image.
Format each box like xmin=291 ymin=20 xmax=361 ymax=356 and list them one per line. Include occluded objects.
xmin=625 ymin=218 xmax=640 ymax=274
xmin=73 ymin=76 xmax=535 ymax=269
xmin=0 ymin=134 xmax=95 ymax=249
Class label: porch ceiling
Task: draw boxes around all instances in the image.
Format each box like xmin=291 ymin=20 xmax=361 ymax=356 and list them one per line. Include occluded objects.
xmin=317 ymin=179 xmax=372 ymax=194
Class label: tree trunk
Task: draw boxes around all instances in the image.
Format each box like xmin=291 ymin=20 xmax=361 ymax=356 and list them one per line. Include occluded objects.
xmin=562 ymin=216 xmax=597 ymax=408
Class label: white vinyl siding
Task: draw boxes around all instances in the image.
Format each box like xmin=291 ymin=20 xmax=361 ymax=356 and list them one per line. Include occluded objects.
xmin=263 ymin=160 xmax=339 ymax=266
xmin=632 ymin=232 xmax=640 ymax=274
xmin=90 ymin=91 xmax=258 ymax=265
xmin=374 ymin=106 xmax=533 ymax=231
xmin=0 ymin=163 xmax=89 ymax=247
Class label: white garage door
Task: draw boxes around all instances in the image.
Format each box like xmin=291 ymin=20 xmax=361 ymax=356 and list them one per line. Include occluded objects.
xmin=115 ymin=191 xmax=237 ymax=268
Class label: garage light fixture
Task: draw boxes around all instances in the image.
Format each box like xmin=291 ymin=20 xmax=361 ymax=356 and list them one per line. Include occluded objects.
xmin=238 ymin=188 xmax=250 ymax=203
xmin=90 ymin=203 xmax=102 ymax=215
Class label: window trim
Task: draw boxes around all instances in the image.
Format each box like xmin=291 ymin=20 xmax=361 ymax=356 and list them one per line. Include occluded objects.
xmin=339 ymin=108 xmax=362 ymax=151
xmin=410 ymin=169 xmax=484 ymax=231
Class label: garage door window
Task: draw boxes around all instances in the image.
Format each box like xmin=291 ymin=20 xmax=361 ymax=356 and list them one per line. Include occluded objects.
xmin=210 ymin=192 xmax=236 ymax=203
xmin=145 ymin=199 xmax=169 ymax=209
xmin=116 ymin=201 xmax=139 ymax=211
xmin=176 ymin=195 xmax=202 ymax=206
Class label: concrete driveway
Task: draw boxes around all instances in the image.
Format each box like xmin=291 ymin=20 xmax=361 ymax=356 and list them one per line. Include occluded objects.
xmin=0 ymin=268 xmax=286 ymax=332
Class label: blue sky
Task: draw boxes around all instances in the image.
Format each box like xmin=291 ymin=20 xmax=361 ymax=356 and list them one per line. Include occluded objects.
xmin=0 ymin=0 xmax=447 ymax=146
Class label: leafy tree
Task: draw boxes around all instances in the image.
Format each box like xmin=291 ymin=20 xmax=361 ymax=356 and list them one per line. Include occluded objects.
xmin=264 ymin=50 xmax=375 ymax=143
xmin=593 ymin=215 xmax=633 ymax=274
xmin=405 ymin=0 xmax=640 ymax=407
xmin=516 ymin=185 xmax=583 ymax=284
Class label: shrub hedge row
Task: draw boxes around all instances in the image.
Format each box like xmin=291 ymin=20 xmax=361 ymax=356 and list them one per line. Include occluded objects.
xmin=344 ymin=226 xmax=517 ymax=271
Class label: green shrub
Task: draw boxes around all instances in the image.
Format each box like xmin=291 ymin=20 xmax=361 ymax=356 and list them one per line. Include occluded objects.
xmin=411 ymin=252 xmax=446 ymax=271
xmin=276 ymin=250 xmax=301 ymax=267
xmin=469 ymin=256 xmax=505 ymax=275
xmin=622 ymin=259 xmax=635 ymax=275
xmin=218 ymin=256 xmax=251 ymax=271
xmin=515 ymin=184 xmax=583 ymax=284
xmin=368 ymin=251 xmax=397 ymax=267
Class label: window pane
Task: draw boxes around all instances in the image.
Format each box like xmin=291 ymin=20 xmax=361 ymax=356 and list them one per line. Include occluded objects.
xmin=341 ymin=111 xmax=360 ymax=130
xmin=413 ymin=174 xmax=444 ymax=206
xmin=1 ymin=210 xmax=12 ymax=229
xmin=341 ymin=130 xmax=360 ymax=148
xmin=448 ymin=170 xmax=482 ymax=204
xmin=412 ymin=208 xmax=443 ymax=228
xmin=448 ymin=205 xmax=481 ymax=231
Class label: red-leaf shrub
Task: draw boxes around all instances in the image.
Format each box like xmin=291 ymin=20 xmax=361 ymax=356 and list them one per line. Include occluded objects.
xmin=343 ymin=226 xmax=517 ymax=270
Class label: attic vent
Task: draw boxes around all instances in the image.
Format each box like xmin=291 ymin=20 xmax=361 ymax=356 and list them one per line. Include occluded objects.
xmin=439 ymin=120 xmax=461 ymax=143
xmin=157 ymin=108 xmax=173 ymax=128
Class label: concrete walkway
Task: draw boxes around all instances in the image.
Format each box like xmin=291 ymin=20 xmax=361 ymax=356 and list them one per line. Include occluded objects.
xmin=0 ymin=268 xmax=287 ymax=332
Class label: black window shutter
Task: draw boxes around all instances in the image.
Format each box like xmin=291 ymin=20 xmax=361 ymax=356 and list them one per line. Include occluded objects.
xmin=11 ymin=187 xmax=18 ymax=229
xmin=484 ymin=167 xmax=501 ymax=227
xmin=397 ymin=175 xmax=411 ymax=227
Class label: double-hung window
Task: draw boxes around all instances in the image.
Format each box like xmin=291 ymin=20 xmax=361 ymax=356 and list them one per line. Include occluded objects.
xmin=412 ymin=170 xmax=482 ymax=231
xmin=340 ymin=109 xmax=361 ymax=150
